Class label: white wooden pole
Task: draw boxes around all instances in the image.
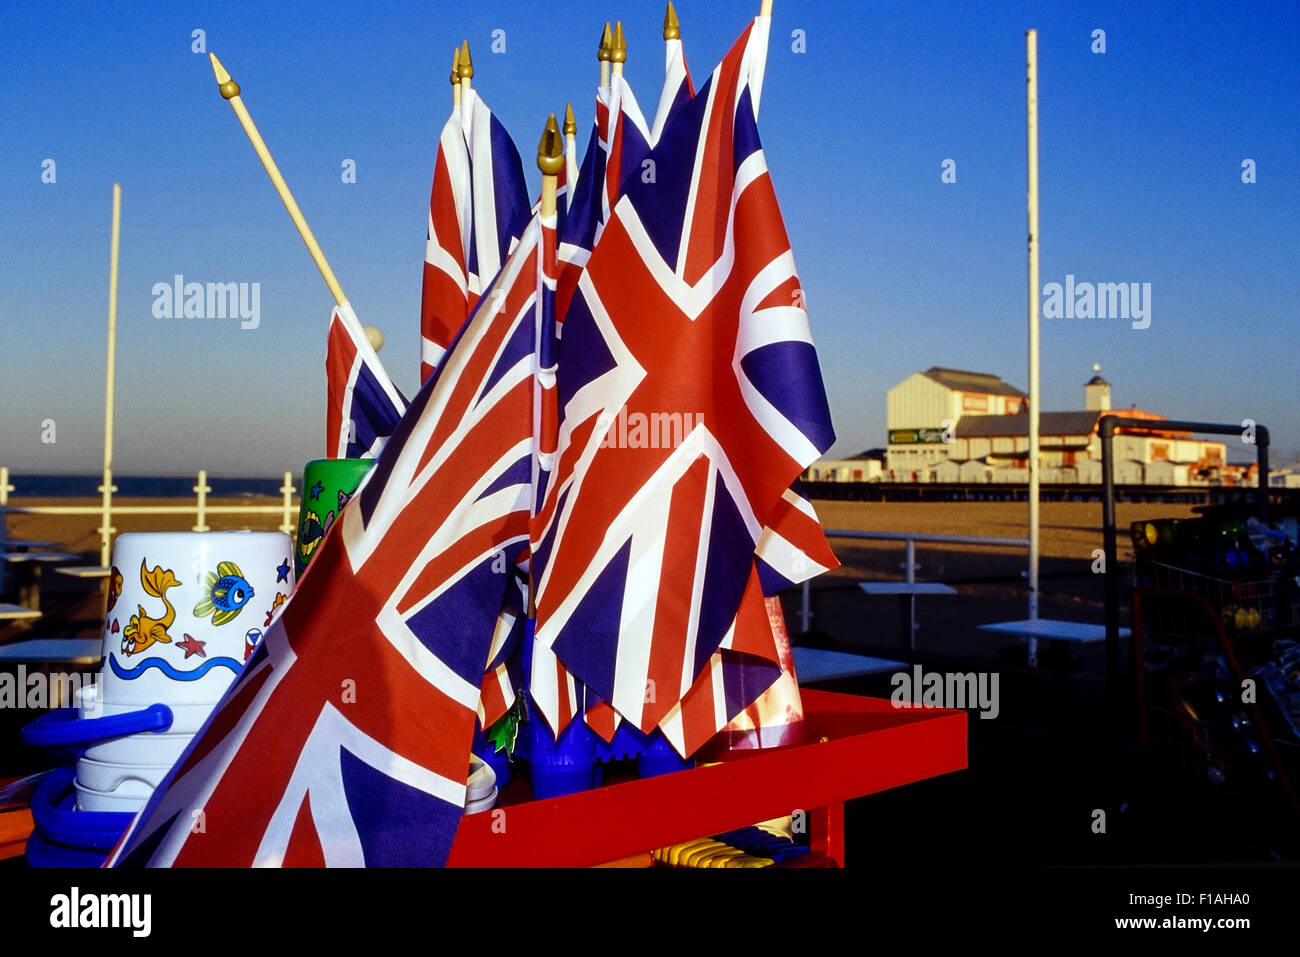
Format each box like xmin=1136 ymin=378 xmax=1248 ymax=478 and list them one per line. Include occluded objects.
xmin=209 ymin=54 xmax=347 ymax=307
xmin=599 ymin=23 xmax=612 ymax=89
xmin=99 ymin=184 xmax=122 ymax=569
xmin=1026 ymin=31 xmax=1041 ymax=636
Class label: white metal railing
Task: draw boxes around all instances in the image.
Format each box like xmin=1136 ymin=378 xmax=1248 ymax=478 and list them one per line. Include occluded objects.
xmin=799 ymin=528 xmax=1030 ymax=633
xmin=0 ymin=466 xmax=297 ymax=591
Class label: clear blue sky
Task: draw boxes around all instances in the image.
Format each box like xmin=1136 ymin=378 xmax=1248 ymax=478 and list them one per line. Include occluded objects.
xmin=2 ymin=0 xmax=1297 ymax=476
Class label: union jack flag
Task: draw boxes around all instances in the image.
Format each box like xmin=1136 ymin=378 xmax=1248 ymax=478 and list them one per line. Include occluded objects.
xmin=530 ymin=17 xmax=834 ymax=742
xmin=420 ymin=107 xmax=472 ymax=382
xmin=556 ymin=78 xmax=652 ymax=322
xmin=525 ymin=78 xmax=656 ymax=740
xmin=111 ymin=216 xmax=545 ymax=868
xmin=326 ymin=301 xmax=407 ymax=459
xmin=420 ymin=88 xmax=529 ymax=383
xmin=462 ymin=87 xmax=530 ymax=311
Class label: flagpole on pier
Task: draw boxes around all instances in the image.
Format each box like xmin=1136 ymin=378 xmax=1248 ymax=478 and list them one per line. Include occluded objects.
xmin=99 ymin=184 xmax=122 ymax=569
xmin=599 ymin=23 xmax=613 ymax=88
xmin=208 ymin=52 xmax=348 ymax=307
xmin=1026 ymin=30 xmax=1042 ymax=645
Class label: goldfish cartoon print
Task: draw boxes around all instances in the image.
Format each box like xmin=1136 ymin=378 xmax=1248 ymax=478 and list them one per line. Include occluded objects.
xmin=122 ymin=560 xmax=181 ymax=656
xmin=194 ymin=561 xmax=255 ymax=626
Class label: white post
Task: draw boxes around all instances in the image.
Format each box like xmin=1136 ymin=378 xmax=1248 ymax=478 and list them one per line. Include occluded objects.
xmin=1026 ymin=31 xmax=1041 ymax=665
xmin=280 ymin=471 xmax=296 ymax=535
xmin=99 ymin=184 xmax=122 ymax=569
xmin=193 ymin=469 xmax=211 ymax=532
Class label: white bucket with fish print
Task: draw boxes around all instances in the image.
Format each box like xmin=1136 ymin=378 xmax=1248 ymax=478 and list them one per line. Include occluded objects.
xmin=98 ymin=531 xmax=294 ymax=709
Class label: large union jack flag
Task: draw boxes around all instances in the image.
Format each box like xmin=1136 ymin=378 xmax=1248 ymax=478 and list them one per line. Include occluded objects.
xmin=529 ymin=17 xmax=834 ymax=742
xmin=111 ymin=216 xmax=544 ymax=868
xmin=326 ymin=301 xmax=408 ymax=459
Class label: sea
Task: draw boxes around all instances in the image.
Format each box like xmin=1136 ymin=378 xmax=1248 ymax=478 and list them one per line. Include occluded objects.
xmin=7 ymin=474 xmax=290 ymax=498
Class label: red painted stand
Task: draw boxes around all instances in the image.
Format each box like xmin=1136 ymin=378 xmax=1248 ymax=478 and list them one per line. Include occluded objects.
xmin=447 ymin=689 xmax=968 ymax=867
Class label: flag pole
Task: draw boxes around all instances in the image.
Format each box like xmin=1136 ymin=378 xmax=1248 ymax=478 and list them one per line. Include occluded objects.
xmin=539 ymin=115 xmax=563 ymax=217
xmin=208 ymin=53 xmax=347 ymax=307
xmin=665 ymin=1 xmax=680 ymax=40
xmin=459 ymin=41 xmax=473 ymax=98
xmin=99 ymin=184 xmax=122 ymax=569
xmin=761 ymin=0 xmax=773 ymax=16
xmin=611 ymin=21 xmax=627 ymax=79
xmin=599 ymin=22 xmax=612 ymax=88
xmin=563 ymin=103 xmax=578 ymax=204
xmin=451 ymin=47 xmax=462 ymax=109
xmin=1026 ymin=29 xmax=1041 ymax=635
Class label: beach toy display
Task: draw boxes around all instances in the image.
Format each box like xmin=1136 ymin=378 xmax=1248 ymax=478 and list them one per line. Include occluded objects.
xmin=22 ymin=530 xmax=293 ymax=866
xmin=295 ymin=458 xmax=375 ymax=576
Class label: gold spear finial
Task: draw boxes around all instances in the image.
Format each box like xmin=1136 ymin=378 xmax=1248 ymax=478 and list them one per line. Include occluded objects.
xmin=598 ymin=22 xmax=612 ymax=61
xmin=538 ymin=114 xmax=564 ymax=175
xmin=209 ymin=52 xmax=240 ymax=100
xmin=664 ymin=2 xmax=680 ymax=40
xmin=450 ymin=47 xmax=461 ymax=86
xmin=539 ymin=114 xmax=564 ymax=218
xmin=610 ymin=21 xmax=627 ymax=63
xmin=458 ymin=40 xmax=474 ymax=79
xmin=563 ymin=103 xmax=577 ymax=137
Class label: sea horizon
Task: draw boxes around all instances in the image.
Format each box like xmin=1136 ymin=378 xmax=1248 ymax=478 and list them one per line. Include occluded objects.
xmin=3 ymin=473 xmax=294 ymax=498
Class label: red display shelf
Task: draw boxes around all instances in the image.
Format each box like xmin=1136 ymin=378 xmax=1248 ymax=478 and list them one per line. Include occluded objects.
xmin=447 ymin=689 xmax=967 ymax=867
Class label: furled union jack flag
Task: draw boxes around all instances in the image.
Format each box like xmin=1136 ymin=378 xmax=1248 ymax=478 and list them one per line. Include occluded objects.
xmin=111 ymin=217 xmax=544 ymax=868
xmin=421 ymin=86 xmax=529 ymax=383
xmin=326 ymin=301 xmax=408 ymax=459
xmin=420 ymin=104 xmax=472 ymax=383
xmin=530 ymin=17 xmax=835 ymax=740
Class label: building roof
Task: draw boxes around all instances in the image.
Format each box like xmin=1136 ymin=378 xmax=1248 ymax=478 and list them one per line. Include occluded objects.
xmin=955 ymin=411 xmax=1103 ymax=438
xmin=1086 ymin=374 xmax=1109 ymax=386
xmin=920 ymin=367 xmax=1027 ymax=398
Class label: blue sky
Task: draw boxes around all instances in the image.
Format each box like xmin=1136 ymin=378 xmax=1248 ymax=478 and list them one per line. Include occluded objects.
xmin=2 ymin=0 xmax=1297 ymax=475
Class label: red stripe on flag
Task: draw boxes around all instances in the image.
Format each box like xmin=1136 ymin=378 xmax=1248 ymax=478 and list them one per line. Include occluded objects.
xmin=282 ymin=794 xmax=327 ymax=868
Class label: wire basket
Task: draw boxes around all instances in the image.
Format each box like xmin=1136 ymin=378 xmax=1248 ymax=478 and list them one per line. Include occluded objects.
xmin=1134 ymin=560 xmax=1300 ymax=640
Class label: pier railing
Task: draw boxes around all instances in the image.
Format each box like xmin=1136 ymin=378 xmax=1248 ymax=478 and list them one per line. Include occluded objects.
xmin=0 ymin=466 xmax=297 ymax=591
xmin=799 ymin=529 xmax=1030 ymax=636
